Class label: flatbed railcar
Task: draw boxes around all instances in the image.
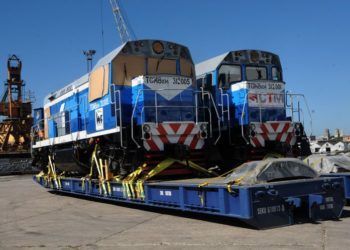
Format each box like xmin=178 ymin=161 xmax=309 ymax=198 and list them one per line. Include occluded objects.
xmin=33 ymin=172 xmax=345 ymax=229
xmin=321 ymin=173 xmax=350 ymax=201
xmin=31 ymin=40 xmax=346 ymax=229
xmin=305 ymin=154 xmax=350 ymax=201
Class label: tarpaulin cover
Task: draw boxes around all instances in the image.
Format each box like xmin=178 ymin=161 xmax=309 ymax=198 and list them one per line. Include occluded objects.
xmin=304 ymin=154 xmax=350 ymax=173
xmin=225 ymin=158 xmax=318 ymax=185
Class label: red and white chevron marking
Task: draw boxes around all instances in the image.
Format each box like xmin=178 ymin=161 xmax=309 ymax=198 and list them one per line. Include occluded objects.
xmin=250 ymin=121 xmax=297 ymax=147
xmin=143 ymin=122 xmax=206 ymax=151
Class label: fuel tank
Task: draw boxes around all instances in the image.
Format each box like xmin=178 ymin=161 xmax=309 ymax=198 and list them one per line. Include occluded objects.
xmin=54 ymin=147 xmax=90 ymax=174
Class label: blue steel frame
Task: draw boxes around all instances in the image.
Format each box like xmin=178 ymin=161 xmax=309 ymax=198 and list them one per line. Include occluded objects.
xmin=34 ymin=176 xmax=345 ymax=229
xmin=321 ymin=173 xmax=350 ymax=200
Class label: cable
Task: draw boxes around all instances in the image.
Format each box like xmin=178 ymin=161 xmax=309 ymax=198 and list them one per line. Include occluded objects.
xmin=100 ymin=0 xmax=105 ymax=55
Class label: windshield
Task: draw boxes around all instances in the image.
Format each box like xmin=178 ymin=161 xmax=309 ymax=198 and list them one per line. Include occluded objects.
xmin=272 ymin=67 xmax=282 ymax=81
xmin=218 ymin=65 xmax=241 ymax=89
xmin=246 ymin=66 xmax=267 ymax=81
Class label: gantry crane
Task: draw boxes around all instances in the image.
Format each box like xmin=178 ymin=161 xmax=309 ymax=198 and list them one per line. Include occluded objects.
xmin=0 ymin=55 xmax=32 ymax=154
xmin=109 ymin=0 xmax=135 ymax=43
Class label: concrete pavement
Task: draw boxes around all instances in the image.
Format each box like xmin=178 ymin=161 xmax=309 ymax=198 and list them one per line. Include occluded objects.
xmin=1 ymin=175 xmax=350 ymax=250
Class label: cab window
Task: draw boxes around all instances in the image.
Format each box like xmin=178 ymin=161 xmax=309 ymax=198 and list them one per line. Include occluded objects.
xmin=218 ymin=65 xmax=241 ymax=89
xmin=246 ymin=66 xmax=267 ymax=81
xmin=272 ymin=67 xmax=282 ymax=81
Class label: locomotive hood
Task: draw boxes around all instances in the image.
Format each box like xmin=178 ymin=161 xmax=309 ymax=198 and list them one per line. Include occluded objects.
xmin=195 ymin=50 xmax=281 ymax=77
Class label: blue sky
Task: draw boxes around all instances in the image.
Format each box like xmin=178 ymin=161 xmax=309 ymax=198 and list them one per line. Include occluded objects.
xmin=0 ymin=0 xmax=349 ymax=136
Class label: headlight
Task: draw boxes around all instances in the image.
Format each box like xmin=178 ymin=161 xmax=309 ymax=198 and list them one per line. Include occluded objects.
xmin=143 ymin=124 xmax=151 ymax=133
xmin=144 ymin=132 xmax=151 ymax=140
xmin=250 ymin=124 xmax=256 ymax=131
xmin=200 ymin=131 xmax=207 ymax=139
xmin=200 ymin=123 xmax=207 ymax=131
xmin=152 ymin=41 xmax=164 ymax=54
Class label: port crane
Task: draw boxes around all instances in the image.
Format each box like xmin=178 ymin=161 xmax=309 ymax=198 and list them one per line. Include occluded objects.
xmin=109 ymin=0 xmax=135 ymax=43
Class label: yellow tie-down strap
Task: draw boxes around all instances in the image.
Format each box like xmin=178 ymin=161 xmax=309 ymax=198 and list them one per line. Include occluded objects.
xmin=196 ymin=162 xmax=247 ymax=204
xmin=123 ymin=158 xmax=217 ymax=200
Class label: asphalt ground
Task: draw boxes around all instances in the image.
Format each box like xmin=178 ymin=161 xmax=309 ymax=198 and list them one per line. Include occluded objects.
xmin=1 ymin=175 xmax=350 ymax=250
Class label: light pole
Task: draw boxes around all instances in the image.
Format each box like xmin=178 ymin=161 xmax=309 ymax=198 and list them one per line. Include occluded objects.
xmin=83 ymin=50 xmax=96 ymax=72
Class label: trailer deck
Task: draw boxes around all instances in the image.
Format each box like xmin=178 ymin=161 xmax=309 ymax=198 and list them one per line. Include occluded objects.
xmin=34 ymin=174 xmax=345 ymax=229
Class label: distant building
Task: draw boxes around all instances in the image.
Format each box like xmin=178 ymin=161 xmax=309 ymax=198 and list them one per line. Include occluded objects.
xmin=332 ymin=142 xmax=348 ymax=152
xmin=343 ymin=136 xmax=350 ymax=143
xmin=309 ymin=135 xmax=316 ymax=142
xmin=310 ymin=142 xmax=321 ymax=153
xmin=323 ymin=128 xmax=330 ymax=140
xmin=310 ymin=129 xmax=350 ymax=154
xmin=319 ymin=142 xmax=333 ymax=153
xmin=335 ymin=129 xmax=341 ymax=138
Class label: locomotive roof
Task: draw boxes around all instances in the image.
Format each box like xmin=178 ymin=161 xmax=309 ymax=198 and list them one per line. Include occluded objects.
xmin=195 ymin=50 xmax=280 ymax=77
xmin=44 ymin=39 xmax=191 ymax=104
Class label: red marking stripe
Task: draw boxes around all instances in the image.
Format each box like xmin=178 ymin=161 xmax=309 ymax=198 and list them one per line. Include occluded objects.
xmin=156 ymin=125 xmax=170 ymax=144
xmin=251 ymin=137 xmax=261 ymax=147
xmin=146 ymin=139 xmax=160 ymax=151
xmin=270 ymin=123 xmax=280 ymax=132
xmin=285 ymin=133 xmax=293 ymax=144
xmin=281 ymin=123 xmax=291 ymax=133
xmin=178 ymin=123 xmax=195 ymax=144
xmin=259 ymin=124 xmax=269 ymax=140
xmin=190 ymin=135 xmax=200 ymax=149
xmin=169 ymin=123 xmax=181 ymax=134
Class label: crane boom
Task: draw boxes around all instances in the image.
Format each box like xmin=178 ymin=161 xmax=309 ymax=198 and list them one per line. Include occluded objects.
xmin=109 ymin=0 xmax=135 ymax=44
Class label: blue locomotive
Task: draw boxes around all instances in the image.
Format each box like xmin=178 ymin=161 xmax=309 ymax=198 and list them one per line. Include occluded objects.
xmin=196 ymin=50 xmax=311 ymax=166
xmin=32 ymin=40 xmax=217 ymax=177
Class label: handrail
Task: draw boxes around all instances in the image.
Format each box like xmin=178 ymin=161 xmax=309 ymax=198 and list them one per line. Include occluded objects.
xmin=31 ymin=93 xmax=89 ymax=144
xmin=199 ymin=90 xmax=221 ymax=145
xmin=131 ymin=88 xmax=141 ymax=148
xmin=111 ymin=85 xmax=124 ymax=148
xmin=208 ymin=92 xmax=221 ymax=145
xmin=130 ymin=87 xmax=221 ymax=146
xmin=240 ymin=93 xmax=249 ymax=144
xmin=286 ymin=92 xmax=313 ymax=135
xmin=218 ymin=88 xmax=231 ymax=144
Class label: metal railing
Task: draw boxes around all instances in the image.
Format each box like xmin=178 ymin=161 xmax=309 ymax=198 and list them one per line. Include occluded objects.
xmin=240 ymin=93 xmax=249 ymax=144
xmin=239 ymin=91 xmax=313 ymax=139
xmin=131 ymin=88 xmax=221 ymax=147
xmin=286 ymin=92 xmax=313 ymax=134
xmin=218 ymin=88 xmax=232 ymax=144
xmin=111 ymin=85 xmax=124 ymax=148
